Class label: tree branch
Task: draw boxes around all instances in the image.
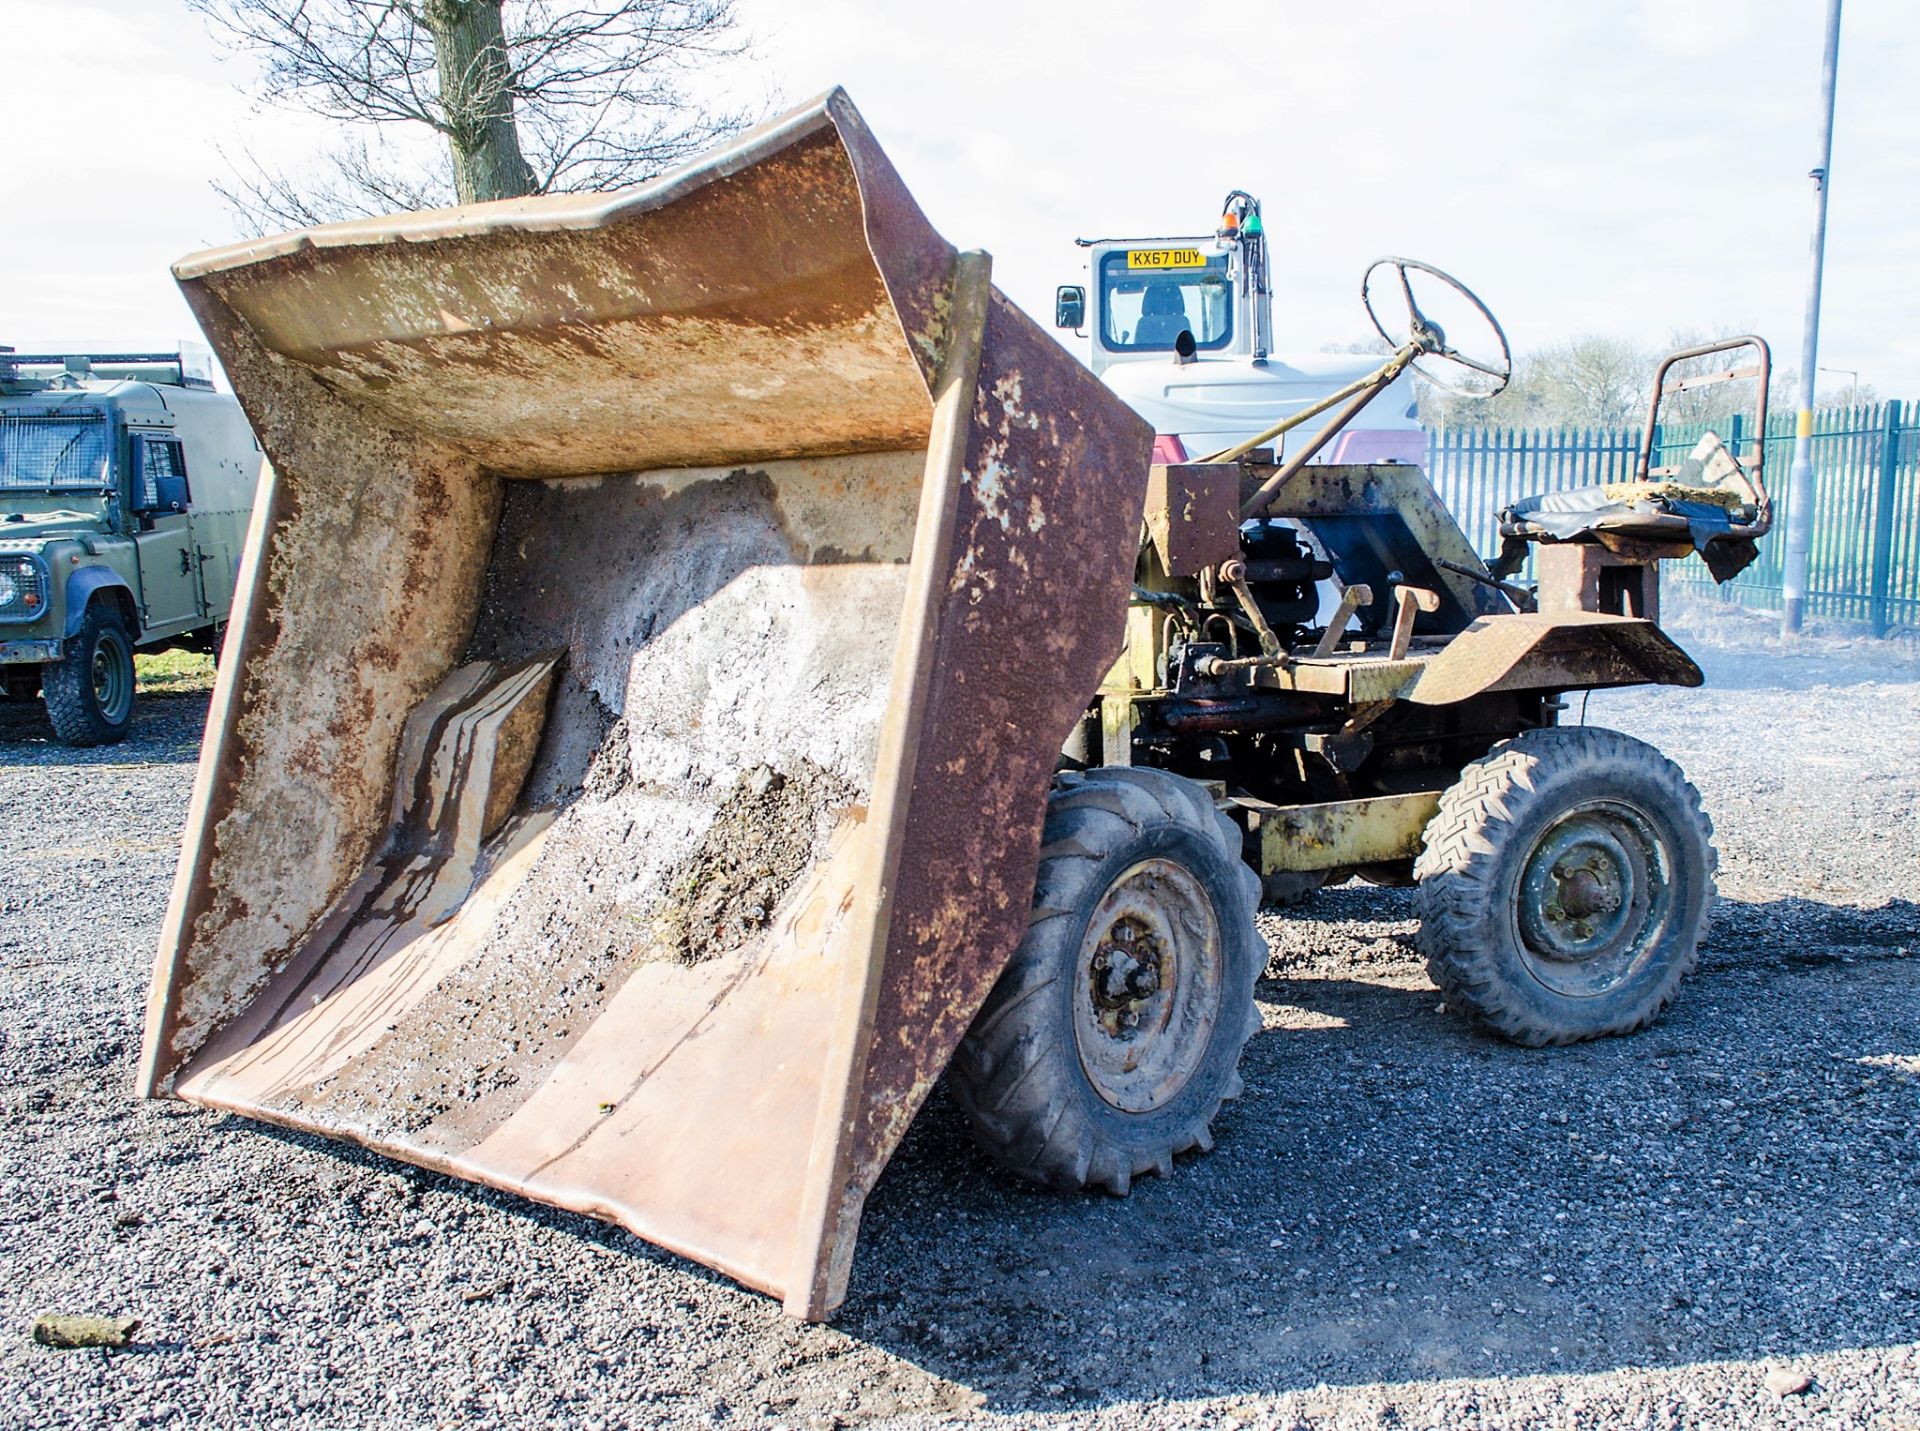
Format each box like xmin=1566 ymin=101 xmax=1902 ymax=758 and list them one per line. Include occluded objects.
xmin=191 ymin=0 xmax=764 ymax=222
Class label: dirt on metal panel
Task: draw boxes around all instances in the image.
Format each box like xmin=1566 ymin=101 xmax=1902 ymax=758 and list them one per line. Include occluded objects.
xmin=188 ymin=138 xmax=930 ymax=480
xmin=142 ymin=88 xmax=1155 ymax=1320
xmin=175 ymin=447 xmax=918 ymax=1135
xmin=138 ymin=322 xmax=505 ymax=1082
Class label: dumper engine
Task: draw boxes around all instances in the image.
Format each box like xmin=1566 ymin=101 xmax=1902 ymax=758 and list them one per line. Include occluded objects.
xmin=1133 ymin=521 xmax=1339 ymax=777
xmin=1229 ymin=519 xmax=1329 ymax=640
xmin=1124 ymin=506 xmax=1536 ymax=814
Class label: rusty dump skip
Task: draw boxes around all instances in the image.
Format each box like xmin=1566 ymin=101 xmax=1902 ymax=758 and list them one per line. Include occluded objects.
xmin=140 ymin=89 xmax=1153 ymax=1320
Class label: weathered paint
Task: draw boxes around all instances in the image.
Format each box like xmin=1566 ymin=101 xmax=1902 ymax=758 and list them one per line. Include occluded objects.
xmin=1398 ymin=611 xmax=1702 ymax=705
xmin=1237 ymin=612 xmax=1700 ymax=706
xmin=1240 ymin=790 xmax=1444 ymax=873
xmin=140 ymin=89 xmax=1154 ymax=1322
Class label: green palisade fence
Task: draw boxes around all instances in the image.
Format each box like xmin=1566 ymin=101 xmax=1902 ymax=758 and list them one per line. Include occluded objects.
xmin=1422 ymin=400 xmax=1919 ymax=636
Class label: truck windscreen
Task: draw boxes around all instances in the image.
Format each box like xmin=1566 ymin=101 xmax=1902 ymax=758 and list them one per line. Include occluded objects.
xmin=0 ymin=414 xmax=111 ymax=491
xmin=1100 ymin=249 xmax=1233 ymax=354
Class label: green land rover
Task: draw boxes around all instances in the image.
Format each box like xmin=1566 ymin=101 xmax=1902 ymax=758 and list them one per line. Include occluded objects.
xmin=0 ymin=349 xmax=264 ymax=745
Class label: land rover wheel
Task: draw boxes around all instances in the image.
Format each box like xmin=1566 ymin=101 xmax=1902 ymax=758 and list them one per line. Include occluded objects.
xmin=44 ymin=602 xmax=135 ymax=746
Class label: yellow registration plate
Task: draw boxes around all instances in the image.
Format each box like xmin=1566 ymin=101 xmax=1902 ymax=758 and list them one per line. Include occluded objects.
xmin=1126 ymin=247 xmax=1207 ymax=270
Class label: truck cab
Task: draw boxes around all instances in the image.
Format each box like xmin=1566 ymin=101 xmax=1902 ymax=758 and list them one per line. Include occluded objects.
xmin=1059 ymin=193 xmax=1423 ymax=466
xmin=0 ymin=349 xmax=264 ymax=744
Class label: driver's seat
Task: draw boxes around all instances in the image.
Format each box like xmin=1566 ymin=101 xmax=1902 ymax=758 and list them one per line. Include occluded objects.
xmin=1133 ymin=283 xmax=1191 ymax=347
xmin=1498 ymin=431 xmax=1766 ymax=583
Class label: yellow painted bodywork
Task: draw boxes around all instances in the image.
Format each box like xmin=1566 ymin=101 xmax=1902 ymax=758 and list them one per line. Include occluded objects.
xmin=1238 ymin=790 xmax=1445 ymax=873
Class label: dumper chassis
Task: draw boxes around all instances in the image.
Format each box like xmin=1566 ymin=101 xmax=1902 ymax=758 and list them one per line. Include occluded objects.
xmin=950 ymin=272 xmax=1763 ymax=1194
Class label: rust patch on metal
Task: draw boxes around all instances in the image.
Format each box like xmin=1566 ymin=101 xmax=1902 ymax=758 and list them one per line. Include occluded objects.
xmin=138 ymin=299 xmax=504 ymax=1090
xmin=1144 ymin=463 xmax=1239 ymax=576
xmin=1402 ymin=612 xmax=1704 ymax=705
xmin=142 ymin=90 xmax=1155 ymax=1323
xmin=821 ymin=287 xmax=1153 ymax=1306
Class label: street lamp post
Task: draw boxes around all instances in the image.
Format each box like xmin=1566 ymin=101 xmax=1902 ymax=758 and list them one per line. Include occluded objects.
xmin=1781 ymin=0 xmax=1845 ymax=635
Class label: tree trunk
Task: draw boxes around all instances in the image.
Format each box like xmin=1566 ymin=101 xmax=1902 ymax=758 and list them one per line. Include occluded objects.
xmin=424 ymin=0 xmax=536 ymax=204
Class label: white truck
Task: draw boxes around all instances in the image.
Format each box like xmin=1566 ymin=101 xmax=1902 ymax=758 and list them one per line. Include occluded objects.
xmin=1054 ymin=191 xmax=1423 ymax=466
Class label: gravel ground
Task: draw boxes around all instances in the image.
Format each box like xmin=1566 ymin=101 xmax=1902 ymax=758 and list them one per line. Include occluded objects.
xmin=2 ymin=603 xmax=1918 ymax=1430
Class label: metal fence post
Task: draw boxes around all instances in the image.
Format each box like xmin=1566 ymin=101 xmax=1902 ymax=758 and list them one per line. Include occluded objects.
xmin=1868 ymin=399 xmax=1903 ymax=637
xmin=1725 ymin=412 xmax=1747 ymax=603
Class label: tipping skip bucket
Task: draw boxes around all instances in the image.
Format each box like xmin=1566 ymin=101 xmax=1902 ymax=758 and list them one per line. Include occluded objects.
xmin=138 ymin=89 xmax=1152 ymax=1319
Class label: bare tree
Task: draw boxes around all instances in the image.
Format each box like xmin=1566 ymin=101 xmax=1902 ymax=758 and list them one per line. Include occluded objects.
xmin=1420 ymin=334 xmax=1654 ymax=431
xmin=190 ymin=0 xmax=756 ymax=230
xmin=1528 ymin=335 xmax=1650 ymax=428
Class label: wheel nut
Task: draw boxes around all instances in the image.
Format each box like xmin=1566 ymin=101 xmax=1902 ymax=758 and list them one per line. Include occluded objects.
xmin=1096 ymin=948 xmax=1139 ymax=1004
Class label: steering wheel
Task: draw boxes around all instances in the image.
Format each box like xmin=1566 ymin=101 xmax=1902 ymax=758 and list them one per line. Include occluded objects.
xmin=1362 ymin=257 xmax=1512 ymax=398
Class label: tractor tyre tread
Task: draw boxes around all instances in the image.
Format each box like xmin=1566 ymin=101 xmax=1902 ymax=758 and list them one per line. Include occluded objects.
xmin=952 ymin=766 xmax=1263 ymax=1195
xmin=1413 ymin=726 xmax=1715 ymax=1047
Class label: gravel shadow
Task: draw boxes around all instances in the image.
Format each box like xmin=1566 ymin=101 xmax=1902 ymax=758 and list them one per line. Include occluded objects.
xmin=835 ymin=888 xmax=1920 ymax=1415
xmin=0 ymin=690 xmax=208 ymax=766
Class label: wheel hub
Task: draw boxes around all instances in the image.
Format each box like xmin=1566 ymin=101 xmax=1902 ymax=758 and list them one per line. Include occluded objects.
xmin=1557 ymin=864 xmax=1620 ymax=920
xmin=1514 ymin=802 xmax=1674 ymax=997
xmin=1089 ymin=919 xmax=1164 ymax=1032
xmin=88 ymin=628 xmax=132 ymax=725
xmin=1072 ymin=858 xmax=1223 ymax=1114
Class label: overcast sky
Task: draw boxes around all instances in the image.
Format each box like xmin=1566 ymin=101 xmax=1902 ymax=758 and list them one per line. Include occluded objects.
xmin=3 ymin=0 xmax=1914 ymax=397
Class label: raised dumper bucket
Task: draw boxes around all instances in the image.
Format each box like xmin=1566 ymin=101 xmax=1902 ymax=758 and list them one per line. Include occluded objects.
xmin=139 ymin=90 xmax=1151 ymax=1319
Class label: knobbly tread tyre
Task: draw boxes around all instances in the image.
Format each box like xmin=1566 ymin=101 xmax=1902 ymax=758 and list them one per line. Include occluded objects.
xmin=43 ymin=602 xmax=135 ymax=747
xmin=952 ymin=766 xmax=1264 ymax=1196
xmin=1414 ymin=726 xmax=1715 ymax=1047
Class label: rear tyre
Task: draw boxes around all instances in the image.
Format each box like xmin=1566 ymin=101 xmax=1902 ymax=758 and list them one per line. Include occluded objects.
xmin=44 ymin=603 xmax=136 ymax=747
xmin=951 ymin=766 xmax=1265 ymax=1194
xmin=1414 ymin=726 xmax=1714 ymax=1046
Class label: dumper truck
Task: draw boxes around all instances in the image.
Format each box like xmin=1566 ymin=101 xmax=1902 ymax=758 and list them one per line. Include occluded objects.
xmin=140 ymin=90 xmax=1772 ymax=1320
xmin=0 ymin=348 xmax=264 ymax=744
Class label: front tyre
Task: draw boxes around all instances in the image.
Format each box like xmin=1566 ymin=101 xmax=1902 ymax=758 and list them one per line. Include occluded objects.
xmin=1414 ymin=726 xmax=1715 ymax=1046
xmin=44 ymin=602 xmax=136 ymax=746
xmin=951 ymin=767 xmax=1265 ymax=1195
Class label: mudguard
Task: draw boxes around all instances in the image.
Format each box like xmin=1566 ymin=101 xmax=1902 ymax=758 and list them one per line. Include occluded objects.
xmin=1400 ymin=612 xmax=1703 ymax=706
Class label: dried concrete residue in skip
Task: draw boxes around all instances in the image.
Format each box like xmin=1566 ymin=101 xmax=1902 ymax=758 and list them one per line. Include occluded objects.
xmin=649 ymin=760 xmax=859 ymax=966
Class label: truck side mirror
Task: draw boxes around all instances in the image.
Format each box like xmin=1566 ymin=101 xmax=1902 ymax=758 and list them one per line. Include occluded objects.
xmin=1054 ymin=285 xmax=1086 ymax=331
